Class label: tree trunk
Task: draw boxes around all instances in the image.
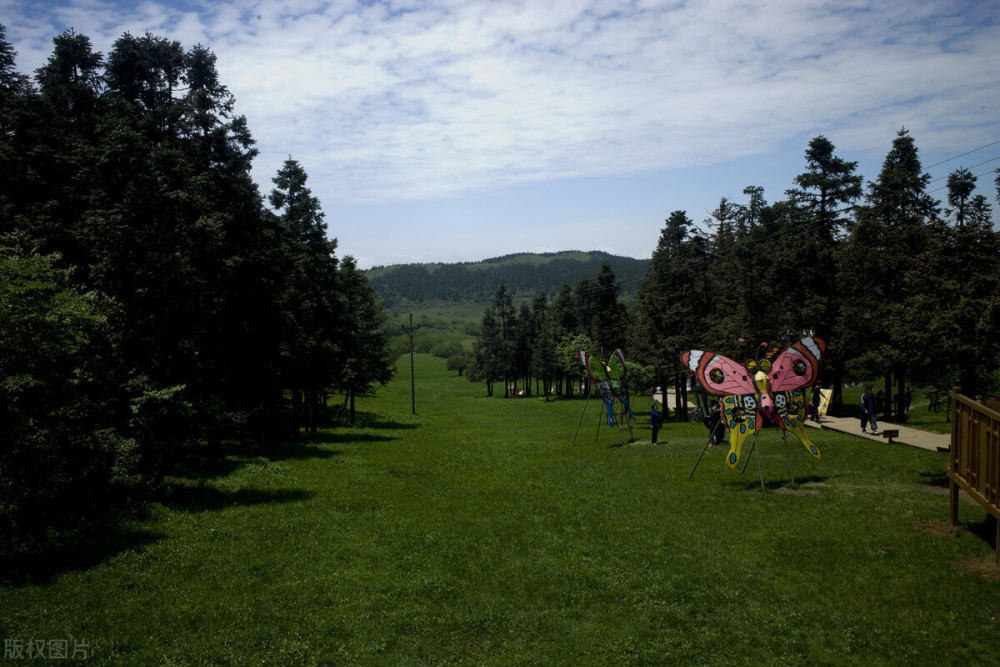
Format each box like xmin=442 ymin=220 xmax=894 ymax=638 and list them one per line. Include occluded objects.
xmin=883 ymin=372 xmax=893 ymax=422
xmin=680 ymin=375 xmax=689 ymax=421
xmin=896 ymin=373 xmax=906 ymax=421
xmin=291 ymin=389 xmax=302 ymax=439
xmin=349 ymin=389 xmax=356 ymax=426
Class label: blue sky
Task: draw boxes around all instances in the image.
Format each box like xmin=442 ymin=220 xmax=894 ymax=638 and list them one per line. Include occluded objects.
xmin=3 ymin=0 xmax=999 ymax=268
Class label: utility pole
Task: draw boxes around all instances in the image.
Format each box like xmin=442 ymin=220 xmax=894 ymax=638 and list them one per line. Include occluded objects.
xmin=402 ymin=314 xmax=419 ymax=414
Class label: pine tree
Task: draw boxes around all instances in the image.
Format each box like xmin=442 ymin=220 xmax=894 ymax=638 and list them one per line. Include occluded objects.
xmin=337 ymin=256 xmax=395 ymax=425
xmin=838 ymin=128 xmax=938 ymax=419
xmin=269 ymin=157 xmax=341 ymax=433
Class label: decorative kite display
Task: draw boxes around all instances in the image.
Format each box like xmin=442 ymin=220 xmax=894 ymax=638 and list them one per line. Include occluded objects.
xmin=573 ymin=349 xmax=634 ymax=445
xmin=681 ymin=336 xmax=825 ymax=488
xmin=578 ymin=350 xmax=617 ymax=427
xmin=606 ymin=348 xmax=635 ymax=422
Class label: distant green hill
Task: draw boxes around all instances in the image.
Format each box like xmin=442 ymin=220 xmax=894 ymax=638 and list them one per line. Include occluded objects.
xmin=366 ymin=251 xmax=651 ymax=305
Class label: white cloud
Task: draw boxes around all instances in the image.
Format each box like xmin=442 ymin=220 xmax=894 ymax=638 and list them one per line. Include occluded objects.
xmin=3 ymin=0 xmax=999 ymax=216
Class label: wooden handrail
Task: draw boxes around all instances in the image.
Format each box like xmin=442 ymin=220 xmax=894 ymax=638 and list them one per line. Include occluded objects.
xmin=948 ymin=388 xmax=1000 ymax=565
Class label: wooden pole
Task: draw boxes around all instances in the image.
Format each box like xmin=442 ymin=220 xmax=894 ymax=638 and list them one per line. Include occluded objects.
xmin=401 ymin=314 xmax=419 ymax=415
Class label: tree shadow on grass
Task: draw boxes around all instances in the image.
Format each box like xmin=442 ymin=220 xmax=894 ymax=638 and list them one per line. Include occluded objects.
xmin=725 ymin=474 xmax=832 ymax=493
xmin=151 ymin=482 xmax=314 ymax=513
xmin=347 ymin=409 xmax=420 ymax=430
xmin=918 ymin=469 xmax=950 ymax=488
xmin=168 ymin=437 xmax=345 ymax=481
xmin=1 ymin=483 xmax=315 ymax=587
xmin=0 ymin=514 xmax=165 ymax=588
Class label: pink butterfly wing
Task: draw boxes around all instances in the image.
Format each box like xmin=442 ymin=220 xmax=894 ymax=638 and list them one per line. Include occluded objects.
xmin=767 ymin=337 xmax=825 ymax=392
xmin=681 ymin=350 xmax=758 ymax=396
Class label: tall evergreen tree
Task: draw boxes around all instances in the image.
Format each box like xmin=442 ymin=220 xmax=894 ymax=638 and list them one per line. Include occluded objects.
xmin=787 ymin=135 xmax=863 ymax=241
xmin=783 ymin=136 xmax=863 ymax=406
xmin=632 ymin=210 xmax=710 ymax=417
xmin=0 ymin=25 xmax=32 ymax=229
xmin=592 ymin=262 xmax=626 ymax=353
xmin=945 ymin=167 xmax=977 ymax=227
xmin=337 ymin=256 xmax=395 ymax=425
xmin=268 ymin=157 xmax=341 ymax=433
xmin=838 ymin=128 xmax=938 ymax=418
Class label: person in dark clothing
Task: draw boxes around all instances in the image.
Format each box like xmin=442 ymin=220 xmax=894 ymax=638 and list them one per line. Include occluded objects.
xmin=650 ymin=404 xmax=662 ymax=445
xmin=811 ymin=386 xmax=822 ymax=422
xmin=707 ymin=399 xmax=725 ymax=446
xmin=861 ymin=387 xmax=879 ymax=435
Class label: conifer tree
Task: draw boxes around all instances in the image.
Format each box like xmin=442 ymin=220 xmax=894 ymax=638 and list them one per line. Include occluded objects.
xmin=838 ymin=128 xmax=938 ymax=418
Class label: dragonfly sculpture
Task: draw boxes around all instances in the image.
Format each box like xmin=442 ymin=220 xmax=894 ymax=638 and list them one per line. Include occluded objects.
xmin=578 ymin=350 xmax=617 ymax=427
xmin=606 ymin=348 xmax=635 ymax=422
xmin=573 ymin=349 xmax=636 ymax=446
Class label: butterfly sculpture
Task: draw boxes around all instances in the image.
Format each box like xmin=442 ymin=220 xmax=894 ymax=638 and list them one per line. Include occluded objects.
xmin=680 ymin=337 xmax=825 ymax=468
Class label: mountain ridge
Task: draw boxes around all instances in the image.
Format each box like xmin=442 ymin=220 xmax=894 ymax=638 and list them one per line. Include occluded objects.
xmin=366 ymin=250 xmax=651 ymax=305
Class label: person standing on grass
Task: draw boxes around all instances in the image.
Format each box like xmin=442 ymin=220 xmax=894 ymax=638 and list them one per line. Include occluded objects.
xmin=706 ymin=399 xmax=725 ymax=446
xmin=811 ymin=386 xmax=822 ymax=422
xmin=650 ymin=403 xmax=662 ymax=445
xmin=861 ymin=386 xmax=879 ymax=435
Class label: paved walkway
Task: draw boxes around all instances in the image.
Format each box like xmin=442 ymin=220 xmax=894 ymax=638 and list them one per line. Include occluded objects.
xmin=805 ymin=413 xmax=950 ymax=452
xmin=654 ymin=391 xmax=951 ymax=452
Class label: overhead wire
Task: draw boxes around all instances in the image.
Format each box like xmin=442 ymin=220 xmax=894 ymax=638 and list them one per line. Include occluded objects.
xmin=923 ymin=139 xmax=1000 ymax=170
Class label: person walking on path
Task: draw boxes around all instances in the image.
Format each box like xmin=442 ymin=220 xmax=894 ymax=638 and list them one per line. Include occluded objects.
xmin=861 ymin=387 xmax=879 ymax=435
xmin=811 ymin=386 xmax=822 ymax=422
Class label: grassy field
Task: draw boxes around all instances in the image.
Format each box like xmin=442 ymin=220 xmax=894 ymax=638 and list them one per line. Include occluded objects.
xmin=2 ymin=355 xmax=998 ymax=665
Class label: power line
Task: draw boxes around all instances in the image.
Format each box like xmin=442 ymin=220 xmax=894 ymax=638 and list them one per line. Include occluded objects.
xmin=928 ymin=155 xmax=1000 ymax=184
xmin=929 ymin=167 xmax=1000 ymax=194
xmin=924 ymin=139 xmax=1000 ymax=169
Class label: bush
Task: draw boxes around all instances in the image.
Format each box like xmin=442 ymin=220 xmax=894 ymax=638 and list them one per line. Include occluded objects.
xmin=0 ymin=240 xmax=137 ymax=557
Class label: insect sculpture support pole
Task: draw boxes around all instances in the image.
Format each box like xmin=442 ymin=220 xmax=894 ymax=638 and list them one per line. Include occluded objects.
xmin=738 ymin=430 xmax=767 ymax=492
xmin=594 ymin=404 xmax=627 ymax=446
xmin=571 ymin=388 xmax=593 ymax=446
xmin=782 ymin=431 xmax=796 ymax=487
xmin=739 ymin=431 xmax=796 ymax=490
xmin=688 ymin=435 xmax=715 ymax=479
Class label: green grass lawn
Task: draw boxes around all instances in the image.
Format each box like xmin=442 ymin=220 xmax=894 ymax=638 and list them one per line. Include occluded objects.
xmin=2 ymin=355 xmax=997 ymax=665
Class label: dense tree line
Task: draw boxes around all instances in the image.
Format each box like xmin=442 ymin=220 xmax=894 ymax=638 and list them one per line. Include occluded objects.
xmin=471 ymin=132 xmax=1000 ymax=421
xmin=368 ymin=251 xmax=650 ymax=305
xmin=468 ymin=263 xmax=638 ymax=399
xmin=0 ymin=27 xmax=393 ymax=559
xmin=635 ymin=131 xmax=1000 ymax=417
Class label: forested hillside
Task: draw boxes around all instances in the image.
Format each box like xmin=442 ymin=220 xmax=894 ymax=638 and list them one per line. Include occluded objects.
xmin=367 ymin=251 xmax=650 ymax=305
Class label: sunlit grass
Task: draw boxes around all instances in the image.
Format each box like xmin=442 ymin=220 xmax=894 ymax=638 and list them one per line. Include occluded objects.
xmin=1 ymin=355 xmax=996 ymax=664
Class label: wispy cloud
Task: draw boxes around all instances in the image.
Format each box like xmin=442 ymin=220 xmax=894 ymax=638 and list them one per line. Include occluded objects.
xmin=3 ymin=0 xmax=998 ymax=262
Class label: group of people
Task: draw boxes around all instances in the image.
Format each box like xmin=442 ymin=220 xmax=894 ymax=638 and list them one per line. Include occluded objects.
xmin=648 ymin=385 xmax=828 ymax=446
xmin=650 ymin=384 xmax=911 ymax=444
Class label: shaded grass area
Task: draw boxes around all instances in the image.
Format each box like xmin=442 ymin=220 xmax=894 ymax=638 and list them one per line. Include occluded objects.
xmin=1 ymin=355 xmax=998 ymax=664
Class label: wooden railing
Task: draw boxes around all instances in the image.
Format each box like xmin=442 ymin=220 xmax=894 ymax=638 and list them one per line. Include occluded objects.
xmin=948 ymin=388 xmax=1000 ymax=564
